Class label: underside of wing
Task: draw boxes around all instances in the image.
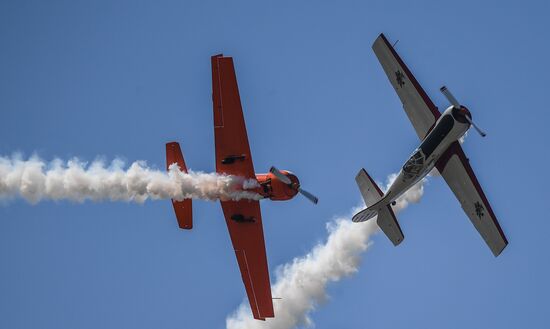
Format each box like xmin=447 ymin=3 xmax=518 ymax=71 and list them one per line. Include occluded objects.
xmin=436 ymin=142 xmax=508 ymax=256
xmin=221 ymin=200 xmax=274 ymax=320
xmin=212 ymin=54 xmax=255 ymax=178
xmin=372 ymin=33 xmax=441 ymax=140
xmin=212 ymin=54 xmax=274 ymax=320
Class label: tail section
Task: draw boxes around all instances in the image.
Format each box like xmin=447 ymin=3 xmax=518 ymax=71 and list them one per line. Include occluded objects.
xmin=376 ymin=205 xmax=404 ymax=246
xmin=355 ymin=168 xmax=384 ymax=208
xmin=352 ymin=168 xmax=404 ymax=246
xmin=166 ymin=142 xmax=193 ymax=230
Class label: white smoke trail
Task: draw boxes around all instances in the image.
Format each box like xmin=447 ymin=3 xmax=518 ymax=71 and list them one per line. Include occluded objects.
xmin=0 ymin=155 xmax=261 ymax=204
xmin=226 ymin=174 xmax=427 ymax=329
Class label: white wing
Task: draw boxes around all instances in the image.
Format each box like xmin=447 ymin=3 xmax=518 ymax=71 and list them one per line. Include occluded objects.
xmin=436 ymin=142 xmax=508 ymax=256
xmin=372 ymin=33 xmax=441 ymax=140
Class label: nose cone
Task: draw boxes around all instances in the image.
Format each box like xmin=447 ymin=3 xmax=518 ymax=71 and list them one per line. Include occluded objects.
xmin=287 ymin=173 xmax=300 ymax=187
xmin=451 ymin=106 xmax=472 ymax=124
xmin=461 ymin=106 xmax=472 ymax=119
xmin=282 ymin=173 xmax=300 ymax=198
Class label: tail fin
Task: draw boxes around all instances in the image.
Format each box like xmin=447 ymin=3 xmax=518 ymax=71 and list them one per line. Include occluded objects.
xmin=166 ymin=142 xmax=193 ymax=230
xmin=352 ymin=168 xmax=404 ymax=246
xmin=355 ymin=168 xmax=384 ymax=208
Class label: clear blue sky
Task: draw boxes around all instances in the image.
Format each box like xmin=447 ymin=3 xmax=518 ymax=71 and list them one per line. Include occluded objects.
xmin=1 ymin=1 xmax=548 ymax=328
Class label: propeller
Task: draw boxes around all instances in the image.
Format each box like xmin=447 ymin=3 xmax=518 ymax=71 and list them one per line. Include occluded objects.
xmin=297 ymin=187 xmax=319 ymax=204
xmin=270 ymin=166 xmax=319 ymax=204
xmin=440 ymin=86 xmax=487 ymax=137
xmin=463 ymin=115 xmax=486 ymax=137
xmin=270 ymin=166 xmax=292 ymax=184
xmin=440 ymin=86 xmax=460 ymax=107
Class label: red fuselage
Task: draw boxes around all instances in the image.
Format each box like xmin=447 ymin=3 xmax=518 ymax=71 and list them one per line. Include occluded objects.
xmin=253 ymin=170 xmax=299 ymax=201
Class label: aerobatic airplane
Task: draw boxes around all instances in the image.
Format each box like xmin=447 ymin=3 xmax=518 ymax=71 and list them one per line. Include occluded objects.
xmin=165 ymin=55 xmax=318 ymax=320
xmin=352 ymin=34 xmax=508 ymax=257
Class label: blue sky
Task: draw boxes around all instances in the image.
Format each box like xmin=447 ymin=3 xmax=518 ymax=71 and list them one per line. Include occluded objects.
xmin=1 ymin=0 xmax=549 ymax=328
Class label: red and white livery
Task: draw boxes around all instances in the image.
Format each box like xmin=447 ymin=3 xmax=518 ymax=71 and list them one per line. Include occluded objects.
xmin=166 ymin=55 xmax=318 ymax=320
xmin=352 ymin=34 xmax=508 ymax=257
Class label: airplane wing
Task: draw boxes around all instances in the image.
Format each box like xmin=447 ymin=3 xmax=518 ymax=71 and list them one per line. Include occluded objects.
xmin=211 ymin=54 xmax=274 ymax=320
xmin=372 ymin=33 xmax=441 ymax=140
xmin=436 ymin=142 xmax=508 ymax=256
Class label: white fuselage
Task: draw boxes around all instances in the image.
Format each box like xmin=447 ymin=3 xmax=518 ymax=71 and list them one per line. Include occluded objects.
xmin=376 ymin=106 xmax=471 ymax=207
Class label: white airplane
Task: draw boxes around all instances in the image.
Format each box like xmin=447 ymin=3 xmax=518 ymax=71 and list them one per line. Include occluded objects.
xmin=352 ymin=34 xmax=508 ymax=257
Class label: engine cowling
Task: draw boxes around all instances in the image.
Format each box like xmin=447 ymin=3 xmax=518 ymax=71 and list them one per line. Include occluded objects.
xmin=255 ymin=171 xmax=300 ymax=201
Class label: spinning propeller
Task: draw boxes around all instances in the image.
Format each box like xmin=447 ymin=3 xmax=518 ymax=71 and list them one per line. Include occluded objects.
xmin=269 ymin=166 xmax=319 ymax=204
xmin=440 ymin=86 xmax=487 ymax=137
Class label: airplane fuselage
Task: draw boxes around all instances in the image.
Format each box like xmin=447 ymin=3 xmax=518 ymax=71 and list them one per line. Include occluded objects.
xmin=377 ymin=106 xmax=472 ymax=207
xmin=254 ymin=170 xmax=300 ymax=201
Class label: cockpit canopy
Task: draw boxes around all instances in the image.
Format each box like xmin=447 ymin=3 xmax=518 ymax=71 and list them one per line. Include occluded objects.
xmin=403 ymin=150 xmax=425 ymax=179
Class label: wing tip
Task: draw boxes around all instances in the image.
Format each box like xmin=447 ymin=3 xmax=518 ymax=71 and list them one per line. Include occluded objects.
xmin=252 ymin=308 xmax=273 ymax=321
xmin=491 ymin=239 xmax=509 ymax=257
xmin=374 ymin=32 xmax=390 ymax=48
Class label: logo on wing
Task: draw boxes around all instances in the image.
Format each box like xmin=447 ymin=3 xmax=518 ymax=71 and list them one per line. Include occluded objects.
xmin=395 ymin=70 xmax=405 ymax=87
xmin=475 ymin=201 xmax=485 ymax=219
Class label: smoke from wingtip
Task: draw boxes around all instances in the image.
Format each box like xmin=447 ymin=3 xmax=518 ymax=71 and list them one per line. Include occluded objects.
xmin=0 ymin=155 xmax=261 ymax=204
xmin=226 ymin=175 xmax=427 ymax=329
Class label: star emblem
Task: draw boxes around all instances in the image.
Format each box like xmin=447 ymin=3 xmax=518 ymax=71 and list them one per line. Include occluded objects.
xmin=475 ymin=201 xmax=485 ymax=219
xmin=395 ymin=70 xmax=405 ymax=87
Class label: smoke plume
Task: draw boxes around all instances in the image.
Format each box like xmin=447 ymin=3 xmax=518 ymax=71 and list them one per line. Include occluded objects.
xmin=226 ymin=174 xmax=428 ymax=329
xmin=0 ymin=155 xmax=261 ymax=204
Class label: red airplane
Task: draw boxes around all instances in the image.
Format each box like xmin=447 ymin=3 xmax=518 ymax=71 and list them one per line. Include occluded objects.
xmin=165 ymin=55 xmax=318 ymax=320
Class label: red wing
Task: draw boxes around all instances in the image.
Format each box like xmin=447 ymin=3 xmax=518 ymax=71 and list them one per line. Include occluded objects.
xmin=212 ymin=54 xmax=255 ymax=178
xmin=436 ymin=142 xmax=508 ymax=256
xmin=212 ymin=55 xmax=274 ymax=320
xmin=220 ymin=201 xmax=273 ymax=320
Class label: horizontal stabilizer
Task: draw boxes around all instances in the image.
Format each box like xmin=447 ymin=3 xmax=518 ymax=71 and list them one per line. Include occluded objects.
xmin=355 ymin=168 xmax=384 ymax=208
xmin=377 ymin=205 xmax=404 ymax=246
xmin=353 ymin=169 xmax=384 ymax=223
xmin=352 ymin=207 xmax=378 ymax=223
xmin=353 ymin=168 xmax=404 ymax=245
xmin=166 ymin=142 xmax=193 ymax=230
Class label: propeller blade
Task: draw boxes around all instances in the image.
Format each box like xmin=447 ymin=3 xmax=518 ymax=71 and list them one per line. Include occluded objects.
xmin=440 ymin=86 xmax=460 ymax=108
xmin=270 ymin=166 xmax=292 ymax=185
xmin=298 ymin=188 xmax=319 ymax=204
xmin=464 ymin=115 xmax=487 ymax=137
